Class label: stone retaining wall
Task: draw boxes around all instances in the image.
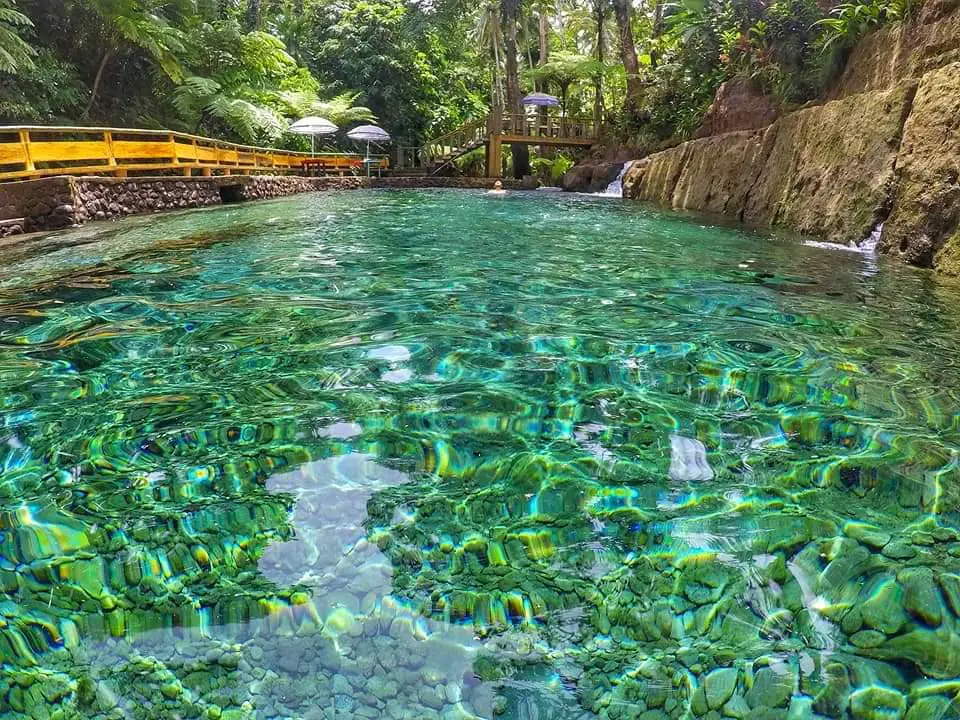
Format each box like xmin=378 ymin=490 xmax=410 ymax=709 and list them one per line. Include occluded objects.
xmin=73 ymin=178 xmax=221 ymax=223
xmin=226 ymin=175 xmax=367 ymax=201
xmin=0 ymin=174 xmax=519 ymax=241
xmin=0 ymin=176 xmax=77 ymax=231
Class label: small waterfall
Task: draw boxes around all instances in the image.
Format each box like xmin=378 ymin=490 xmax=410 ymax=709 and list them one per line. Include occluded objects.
xmin=599 ymin=160 xmax=636 ymax=197
xmin=801 ymin=222 xmax=882 ymax=275
xmin=860 ymin=222 xmax=883 ymax=256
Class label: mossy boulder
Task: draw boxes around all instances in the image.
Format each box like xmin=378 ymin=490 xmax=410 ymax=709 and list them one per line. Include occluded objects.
xmin=883 ymin=62 xmax=960 ymax=267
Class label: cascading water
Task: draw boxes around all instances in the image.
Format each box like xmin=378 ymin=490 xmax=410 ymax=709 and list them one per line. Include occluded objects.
xmin=598 ymin=160 xmax=636 ymax=197
xmin=858 ymin=222 xmax=882 ymax=275
xmin=802 ymin=222 xmax=882 ymax=275
xmin=860 ymin=222 xmax=882 ymax=256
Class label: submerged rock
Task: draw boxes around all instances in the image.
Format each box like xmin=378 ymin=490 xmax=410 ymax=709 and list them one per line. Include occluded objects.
xmin=849 ymin=686 xmax=905 ymax=720
xmin=878 ymin=627 xmax=960 ymax=679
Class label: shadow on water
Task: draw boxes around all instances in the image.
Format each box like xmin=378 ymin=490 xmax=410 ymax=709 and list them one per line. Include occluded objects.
xmin=1 ymin=190 xmax=960 ymax=719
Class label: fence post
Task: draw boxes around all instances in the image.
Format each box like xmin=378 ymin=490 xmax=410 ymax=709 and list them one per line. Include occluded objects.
xmin=104 ymin=131 xmax=117 ymax=172
xmin=19 ymin=130 xmax=33 ymax=174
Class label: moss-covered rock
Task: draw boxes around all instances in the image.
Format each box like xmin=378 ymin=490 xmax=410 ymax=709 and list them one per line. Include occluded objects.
xmin=883 ymin=62 xmax=960 ymax=267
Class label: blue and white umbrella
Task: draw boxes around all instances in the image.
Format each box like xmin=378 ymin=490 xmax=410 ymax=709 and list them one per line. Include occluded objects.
xmin=522 ymin=92 xmax=560 ymax=107
xmin=347 ymin=125 xmax=392 ymax=175
xmin=346 ymin=125 xmax=391 ymax=143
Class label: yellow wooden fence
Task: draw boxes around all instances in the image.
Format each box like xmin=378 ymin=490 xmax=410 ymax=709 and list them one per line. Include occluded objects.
xmin=0 ymin=126 xmax=388 ymax=181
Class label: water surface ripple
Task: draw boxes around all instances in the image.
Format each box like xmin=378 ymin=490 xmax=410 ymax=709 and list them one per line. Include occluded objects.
xmin=1 ymin=189 xmax=960 ymax=719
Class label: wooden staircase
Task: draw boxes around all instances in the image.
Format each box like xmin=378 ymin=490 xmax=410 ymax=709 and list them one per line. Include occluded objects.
xmin=398 ymin=118 xmax=488 ymax=176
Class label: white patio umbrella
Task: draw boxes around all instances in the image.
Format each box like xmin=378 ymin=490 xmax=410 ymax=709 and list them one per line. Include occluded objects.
xmin=289 ymin=116 xmax=339 ymax=154
xmin=347 ymin=125 xmax=392 ymax=175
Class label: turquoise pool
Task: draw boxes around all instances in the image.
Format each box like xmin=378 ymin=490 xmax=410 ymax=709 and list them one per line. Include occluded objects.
xmin=1 ymin=189 xmax=959 ymax=719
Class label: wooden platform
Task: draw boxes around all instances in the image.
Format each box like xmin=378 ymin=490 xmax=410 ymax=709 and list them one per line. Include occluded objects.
xmin=0 ymin=126 xmax=387 ymax=182
xmin=396 ymin=113 xmax=599 ymax=177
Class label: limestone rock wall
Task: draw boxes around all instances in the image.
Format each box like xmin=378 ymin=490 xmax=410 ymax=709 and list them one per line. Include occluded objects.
xmin=881 ymin=62 xmax=960 ymax=266
xmin=693 ymin=77 xmax=779 ymax=139
xmin=744 ymin=82 xmax=915 ymax=242
xmin=627 ymin=129 xmax=776 ymax=218
xmin=621 ymin=2 xmax=960 ymax=270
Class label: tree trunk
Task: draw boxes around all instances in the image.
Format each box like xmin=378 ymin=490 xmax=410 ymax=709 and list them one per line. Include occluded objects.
xmin=82 ymin=49 xmax=113 ymax=120
xmin=650 ymin=0 xmax=664 ymax=69
xmin=537 ymin=6 xmax=550 ymax=146
xmin=538 ymin=8 xmax=549 ymax=65
xmin=501 ymin=0 xmax=529 ymax=178
xmin=594 ymin=0 xmax=604 ymax=131
xmin=245 ymin=0 xmax=261 ymax=31
xmin=612 ymin=0 xmax=643 ymax=117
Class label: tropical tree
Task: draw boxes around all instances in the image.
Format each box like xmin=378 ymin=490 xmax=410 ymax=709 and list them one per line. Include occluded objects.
xmin=525 ymin=51 xmax=603 ymax=116
xmin=472 ymin=0 xmax=505 ymax=113
xmin=0 ymin=0 xmax=35 ymax=74
xmin=500 ymin=0 xmax=530 ymax=177
xmin=83 ymin=0 xmax=187 ymax=118
xmin=611 ymin=0 xmax=644 ymax=116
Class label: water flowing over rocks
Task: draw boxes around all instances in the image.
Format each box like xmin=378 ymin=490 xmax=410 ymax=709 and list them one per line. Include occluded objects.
xmin=561 ymin=161 xmax=629 ymax=193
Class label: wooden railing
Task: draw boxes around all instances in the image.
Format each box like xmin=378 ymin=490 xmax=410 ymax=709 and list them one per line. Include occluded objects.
xmin=396 ymin=112 xmax=600 ymax=170
xmin=397 ymin=119 xmax=488 ymax=169
xmin=0 ymin=126 xmax=388 ymax=182
xmin=495 ymin=114 xmax=598 ymax=140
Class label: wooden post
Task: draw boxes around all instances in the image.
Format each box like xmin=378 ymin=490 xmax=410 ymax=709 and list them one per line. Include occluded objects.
xmin=19 ymin=130 xmax=33 ymax=174
xmin=201 ymin=167 xmax=212 ymax=177
xmin=169 ymin=133 xmax=178 ymax=167
xmin=104 ymin=131 xmax=118 ymax=175
xmin=485 ymin=135 xmax=502 ymax=178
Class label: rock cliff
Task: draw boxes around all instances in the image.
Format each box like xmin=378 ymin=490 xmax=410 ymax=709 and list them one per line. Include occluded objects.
xmin=618 ymin=0 xmax=960 ymax=273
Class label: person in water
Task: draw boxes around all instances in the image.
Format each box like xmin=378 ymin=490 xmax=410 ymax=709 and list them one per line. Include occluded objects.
xmin=488 ymin=180 xmax=506 ymax=195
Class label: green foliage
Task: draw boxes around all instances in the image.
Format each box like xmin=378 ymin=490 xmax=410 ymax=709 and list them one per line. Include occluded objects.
xmin=0 ymin=0 xmax=922 ymax=153
xmin=306 ymin=0 xmax=485 ymax=145
xmin=525 ymin=51 xmax=604 ymax=111
xmin=815 ymin=0 xmax=915 ymax=51
xmin=0 ymin=48 xmax=83 ymax=119
xmin=87 ymin=0 xmax=187 ymax=81
xmin=530 ymin=152 xmax=575 ymax=184
xmin=0 ymin=0 xmax=35 ymax=74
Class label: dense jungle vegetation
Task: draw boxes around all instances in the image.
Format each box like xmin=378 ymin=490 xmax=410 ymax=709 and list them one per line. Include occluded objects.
xmin=0 ymin=0 xmax=915 ymax=161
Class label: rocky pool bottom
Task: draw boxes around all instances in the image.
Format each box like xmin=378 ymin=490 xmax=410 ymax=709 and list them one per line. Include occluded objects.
xmin=1 ymin=190 xmax=960 ymax=719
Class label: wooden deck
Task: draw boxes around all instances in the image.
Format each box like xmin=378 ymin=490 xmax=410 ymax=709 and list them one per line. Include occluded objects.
xmin=396 ymin=113 xmax=599 ymax=177
xmin=0 ymin=126 xmax=387 ymax=182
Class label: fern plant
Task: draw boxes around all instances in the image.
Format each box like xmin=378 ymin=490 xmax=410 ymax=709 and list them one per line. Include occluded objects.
xmin=0 ymin=0 xmax=35 ymax=74
xmin=173 ymin=75 xmax=286 ymax=142
xmin=814 ymin=0 xmax=914 ymax=50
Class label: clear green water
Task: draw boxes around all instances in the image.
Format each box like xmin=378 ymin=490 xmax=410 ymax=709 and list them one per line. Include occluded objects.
xmin=1 ymin=189 xmax=960 ymax=720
